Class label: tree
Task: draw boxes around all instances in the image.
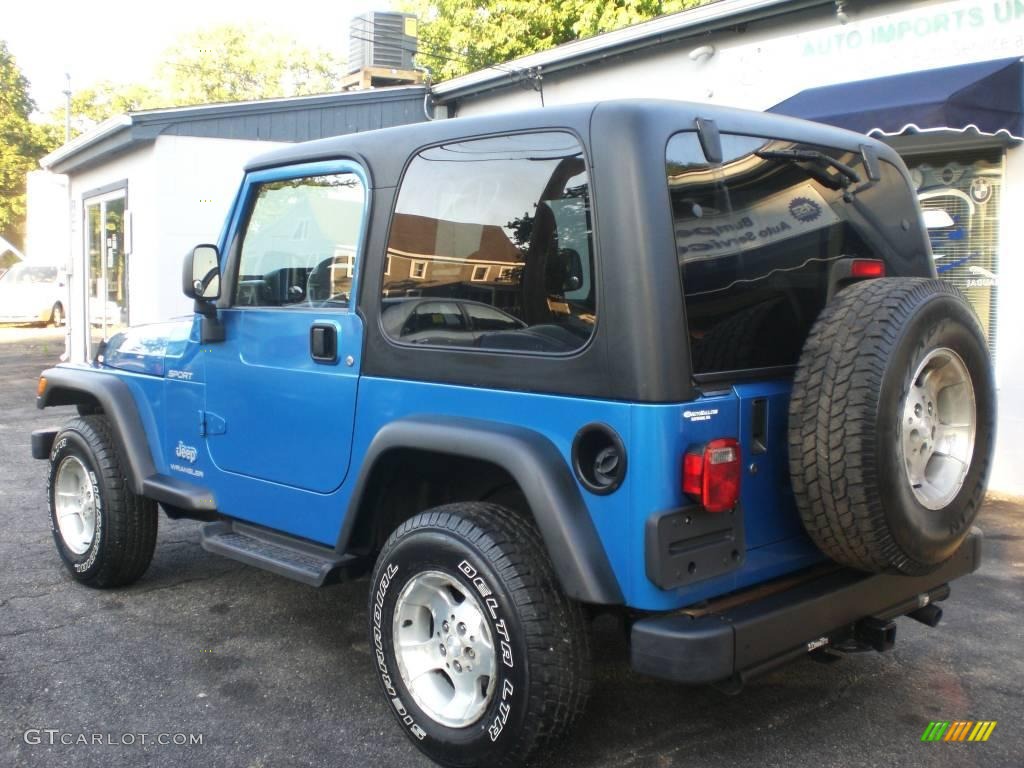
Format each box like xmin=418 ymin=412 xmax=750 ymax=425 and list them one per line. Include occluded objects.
xmin=0 ymin=41 xmax=55 ymax=250
xmin=62 ymin=81 xmax=158 ymax=137
xmin=49 ymin=24 xmax=346 ymax=139
xmin=156 ymin=24 xmax=343 ymax=106
xmin=400 ymin=0 xmax=706 ymax=80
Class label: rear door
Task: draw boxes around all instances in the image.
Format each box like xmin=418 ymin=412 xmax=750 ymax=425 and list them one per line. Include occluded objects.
xmin=669 ymin=128 xmax=929 ymax=546
xmin=203 ymin=162 xmax=368 ymax=512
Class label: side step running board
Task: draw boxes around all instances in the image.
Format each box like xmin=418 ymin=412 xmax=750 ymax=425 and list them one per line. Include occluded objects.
xmin=200 ymin=520 xmax=355 ymax=586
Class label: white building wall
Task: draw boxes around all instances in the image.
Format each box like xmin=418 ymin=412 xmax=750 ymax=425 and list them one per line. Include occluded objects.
xmin=452 ymin=0 xmax=1024 ymax=494
xmin=990 ymin=147 xmax=1024 ymax=492
xmin=25 ymin=171 xmax=69 ymax=265
xmin=149 ymin=135 xmax=286 ymax=323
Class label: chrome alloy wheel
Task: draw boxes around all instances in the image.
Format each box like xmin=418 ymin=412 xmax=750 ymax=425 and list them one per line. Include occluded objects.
xmin=53 ymin=456 xmax=97 ymax=555
xmin=392 ymin=570 xmax=497 ymax=728
xmin=900 ymin=347 xmax=977 ymax=510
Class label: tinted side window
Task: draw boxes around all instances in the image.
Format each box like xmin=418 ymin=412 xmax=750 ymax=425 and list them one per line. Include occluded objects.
xmin=381 ymin=132 xmax=596 ymax=354
xmin=667 ymin=132 xmax=914 ymax=374
xmin=236 ymin=173 xmax=364 ymax=308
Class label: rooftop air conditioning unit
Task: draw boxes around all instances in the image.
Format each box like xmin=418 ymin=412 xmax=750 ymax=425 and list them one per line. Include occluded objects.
xmin=349 ymin=12 xmax=418 ymax=73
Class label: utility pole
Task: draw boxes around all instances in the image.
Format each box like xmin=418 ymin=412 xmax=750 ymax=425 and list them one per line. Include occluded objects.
xmin=63 ymin=73 xmax=72 ymax=144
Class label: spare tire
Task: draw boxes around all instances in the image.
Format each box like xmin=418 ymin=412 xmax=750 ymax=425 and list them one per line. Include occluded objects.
xmin=789 ymin=278 xmax=994 ymax=575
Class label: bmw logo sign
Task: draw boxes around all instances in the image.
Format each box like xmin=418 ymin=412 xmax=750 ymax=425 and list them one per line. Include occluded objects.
xmin=789 ymin=196 xmax=822 ymax=223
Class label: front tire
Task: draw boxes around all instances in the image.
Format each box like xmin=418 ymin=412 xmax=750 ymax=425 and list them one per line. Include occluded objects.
xmin=368 ymin=502 xmax=590 ymax=768
xmin=47 ymin=416 xmax=158 ymax=587
xmin=49 ymin=302 xmax=64 ymax=327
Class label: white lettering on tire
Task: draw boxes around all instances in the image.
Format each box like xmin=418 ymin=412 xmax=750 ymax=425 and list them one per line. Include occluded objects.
xmin=73 ymin=469 xmax=102 ymax=573
xmin=457 ymin=559 xmax=517 ymax=740
xmin=374 ymin=563 xmax=426 ymax=741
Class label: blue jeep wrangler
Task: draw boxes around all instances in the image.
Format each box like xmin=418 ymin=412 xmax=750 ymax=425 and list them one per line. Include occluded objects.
xmin=32 ymin=101 xmax=993 ymax=767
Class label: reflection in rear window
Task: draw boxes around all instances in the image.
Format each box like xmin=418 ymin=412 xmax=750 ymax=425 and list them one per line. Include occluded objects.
xmin=666 ymin=132 xmax=914 ymax=375
xmin=381 ymin=132 xmax=597 ymax=354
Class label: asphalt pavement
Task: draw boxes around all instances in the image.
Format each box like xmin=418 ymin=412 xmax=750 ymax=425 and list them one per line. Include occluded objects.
xmin=1 ymin=327 xmax=1021 ymax=768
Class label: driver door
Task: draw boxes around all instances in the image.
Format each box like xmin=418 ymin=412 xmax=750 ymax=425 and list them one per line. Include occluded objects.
xmin=202 ymin=163 xmax=367 ymax=532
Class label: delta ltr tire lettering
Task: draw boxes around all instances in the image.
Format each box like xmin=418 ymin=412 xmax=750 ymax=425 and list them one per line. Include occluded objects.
xmin=368 ymin=502 xmax=590 ymax=768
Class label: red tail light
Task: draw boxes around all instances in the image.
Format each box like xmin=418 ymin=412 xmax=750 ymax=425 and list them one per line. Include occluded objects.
xmin=850 ymin=258 xmax=885 ymax=278
xmin=682 ymin=438 xmax=741 ymax=513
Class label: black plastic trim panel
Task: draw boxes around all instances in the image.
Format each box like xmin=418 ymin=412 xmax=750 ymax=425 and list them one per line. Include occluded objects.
xmin=645 ymin=505 xmax=744 ymax=589
xmin=631 ymin=528 xmax=982 ymax=684
xmin=31 ymin=428 xmax=58 ymax=459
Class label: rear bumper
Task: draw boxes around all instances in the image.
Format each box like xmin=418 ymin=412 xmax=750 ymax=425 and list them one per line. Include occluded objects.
xmin=631 ymin=529 xmax=982 ymax=684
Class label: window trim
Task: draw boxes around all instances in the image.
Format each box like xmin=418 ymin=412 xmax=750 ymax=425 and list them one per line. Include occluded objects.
xmin=219 ymin=159 xmax=371 ymax=313
xmin=470 ymin=264 xmax=490 ymax=282
xmin=410 ymin=260 xmax=428 ymax=280
xmin=376 ymin=128 xmax=601 ymax=360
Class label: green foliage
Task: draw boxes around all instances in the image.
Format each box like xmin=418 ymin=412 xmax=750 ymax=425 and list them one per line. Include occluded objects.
xmin=156 ymin=24 xmax=343 ymax=105
xmin=400 ymin=0 xmax=704 ymax=80
xmin=63 ymin=82 xmax=158 ymax=137
xmin=0 ymin=41 xmax=55 ymax=249
xmin=47 ymin=24 xmax=345 ymax=139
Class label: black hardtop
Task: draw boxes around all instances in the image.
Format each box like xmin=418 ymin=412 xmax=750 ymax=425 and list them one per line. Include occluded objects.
xmin=242 ymin=98 xmax=921 ymax=404
xmin=245 ymin=98 xmax=905 ymax=186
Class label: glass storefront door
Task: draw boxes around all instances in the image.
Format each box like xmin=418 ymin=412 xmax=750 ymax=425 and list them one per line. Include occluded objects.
xmin=84 ymin=193 xmax=127 ymax=357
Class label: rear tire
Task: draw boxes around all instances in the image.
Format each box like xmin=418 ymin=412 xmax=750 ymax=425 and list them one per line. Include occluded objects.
xmin=789 ymin=278 xmax=994 ymax=575
xmin=368 ymin=502 xmax=590 ymax=767
xmin=49 ymin=302 xmax=64 ymax=327
xmin=47 ymin=416 xmax=158 ymax=587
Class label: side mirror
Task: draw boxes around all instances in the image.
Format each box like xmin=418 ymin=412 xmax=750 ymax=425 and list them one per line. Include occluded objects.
xmin=183 ymin=244 xmax=225 ymax=343
xmin=183 ymin=244 xmax=221 ymax=300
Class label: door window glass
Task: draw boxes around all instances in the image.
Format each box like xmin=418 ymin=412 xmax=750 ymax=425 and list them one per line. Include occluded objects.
xmin=236 ymin=173 xmax=365 ymax=308
xmin=381 ymin=132 xmax=597 ymax=353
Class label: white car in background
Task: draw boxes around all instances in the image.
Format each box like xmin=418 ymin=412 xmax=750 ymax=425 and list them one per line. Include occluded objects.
xmin=0 ymin=262 xmax=66 ymax=326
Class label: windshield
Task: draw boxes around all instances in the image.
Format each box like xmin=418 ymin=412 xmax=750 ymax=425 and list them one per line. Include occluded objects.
xmin=1 ymin=264 xmax=58 ymax=285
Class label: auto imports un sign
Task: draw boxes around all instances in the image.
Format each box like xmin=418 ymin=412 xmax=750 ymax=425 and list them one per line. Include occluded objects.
xmin=721 ymin=0 xmax=1024 ymax=106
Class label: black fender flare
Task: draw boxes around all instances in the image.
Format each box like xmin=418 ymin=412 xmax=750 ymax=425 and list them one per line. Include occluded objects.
xmin=338 ymin=415 xmax=624 ymax=605
xmin=37 ymin=366 xmax=215 ymax=513
xmin=38 ymin=367 xmax=157 ymax=494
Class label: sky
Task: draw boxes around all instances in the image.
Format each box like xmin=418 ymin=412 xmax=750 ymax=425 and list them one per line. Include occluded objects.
xmin=3 ymin=0 xmax=393 ymax=114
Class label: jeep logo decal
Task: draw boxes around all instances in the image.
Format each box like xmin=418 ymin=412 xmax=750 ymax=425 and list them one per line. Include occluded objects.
xmin=175 ymin=441 xmax=198 ymax=463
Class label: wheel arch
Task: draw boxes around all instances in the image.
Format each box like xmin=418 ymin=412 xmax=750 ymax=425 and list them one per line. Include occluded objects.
xmin=37 ymin=367 xmax=157 ymax=495
xmin=340 ymin=416 xmax=624 ymax=605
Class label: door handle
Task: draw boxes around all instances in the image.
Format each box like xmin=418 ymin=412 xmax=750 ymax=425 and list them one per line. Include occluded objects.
xmin=751 ymin=398 xmax=767 ymax=454
xmin=310 ymin=323 xmax=338 ymax=363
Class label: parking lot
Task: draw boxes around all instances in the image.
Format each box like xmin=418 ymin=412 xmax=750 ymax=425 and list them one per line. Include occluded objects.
xmin=1 ymin=326 xmax=1021 ymax=768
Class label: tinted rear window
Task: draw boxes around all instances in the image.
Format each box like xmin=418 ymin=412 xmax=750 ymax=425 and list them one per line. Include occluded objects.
xmin=666 ymin=132 xmax=921 ymax=375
